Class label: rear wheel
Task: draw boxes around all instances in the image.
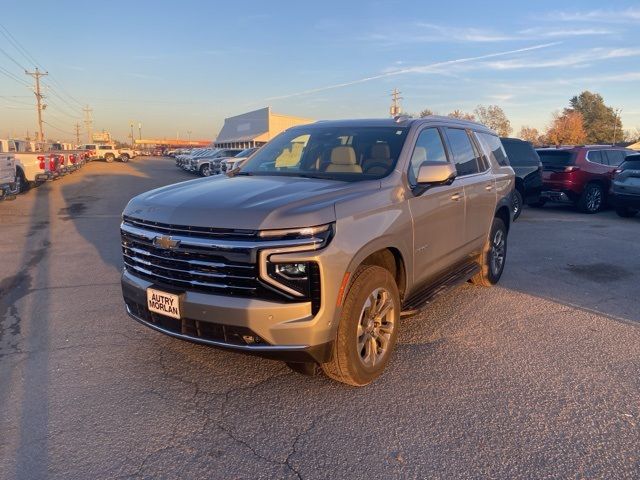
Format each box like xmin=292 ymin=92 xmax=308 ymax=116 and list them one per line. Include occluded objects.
xmin=577 ymin=183 xmax=603 ymax=213
xmin=105 ymin=153 xmax=115 ymax=163
xmin=615 ymin=206 xmax=638 ymax=218
xmin=471 ymin=217 xmax=507 ymax=287
xmin=321 ymin=265 xmax=400 ymax=386
xmin=120 ymin=153 xmax=130 ymax=163
xmin=15 ymin=168 xmax=28 ymax=193
xmin=512 ymin=189 xmax=524 ymax=220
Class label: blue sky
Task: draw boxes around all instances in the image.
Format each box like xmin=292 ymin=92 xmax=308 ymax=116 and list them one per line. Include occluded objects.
xmin=1 ymin=0 xmax=639 ymax=142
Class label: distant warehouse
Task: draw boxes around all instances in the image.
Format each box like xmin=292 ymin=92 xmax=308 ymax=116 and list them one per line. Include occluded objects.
xmin=214 ymin=107 xmax=313 ymax=149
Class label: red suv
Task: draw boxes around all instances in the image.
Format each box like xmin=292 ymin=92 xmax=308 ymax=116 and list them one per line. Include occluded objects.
xmin=535 ymin=146 xmax=634 ymax=213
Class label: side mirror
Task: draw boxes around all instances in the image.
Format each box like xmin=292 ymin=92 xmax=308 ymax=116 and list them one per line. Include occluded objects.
xmin=416 ymin=161 xmax=457 ymax=186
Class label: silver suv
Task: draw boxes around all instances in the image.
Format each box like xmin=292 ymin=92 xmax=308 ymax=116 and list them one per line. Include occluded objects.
xmin=120 ymin=117 xmax=514 ymax=385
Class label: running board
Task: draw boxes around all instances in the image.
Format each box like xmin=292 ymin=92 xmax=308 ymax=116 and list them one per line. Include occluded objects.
xmin=400 ymin=263 xmax=480 ymax=317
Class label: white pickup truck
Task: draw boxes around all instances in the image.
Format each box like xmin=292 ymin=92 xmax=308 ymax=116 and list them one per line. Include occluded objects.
xmin=0 ymin=139 xmax=64 ymax=192
xmin=78 ymin=144 xmax=136 ymax=163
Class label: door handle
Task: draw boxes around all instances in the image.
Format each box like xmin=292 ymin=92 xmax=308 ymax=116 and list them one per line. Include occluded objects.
xmin=485 ymin=183 xmax=494 ymax=191
xmin=451 ymin=192 xmax=462 ymax=201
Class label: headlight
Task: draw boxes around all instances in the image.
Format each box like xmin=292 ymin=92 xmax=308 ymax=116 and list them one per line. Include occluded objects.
xmin=266 ymin=262 xmax=314 ymax=297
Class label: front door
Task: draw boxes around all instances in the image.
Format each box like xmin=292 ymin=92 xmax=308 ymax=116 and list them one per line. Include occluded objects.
xmin=407 ymin=127 xmax=467 ymax=286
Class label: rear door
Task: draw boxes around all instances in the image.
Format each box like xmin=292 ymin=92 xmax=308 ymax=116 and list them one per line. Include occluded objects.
xmin=444 ymin=127 xmax=496 ymax=254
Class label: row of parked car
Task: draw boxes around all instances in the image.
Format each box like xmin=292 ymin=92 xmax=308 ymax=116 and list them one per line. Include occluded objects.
xmin=170 ymin=147 xmax=259 ymax=176
xmin=0 ymin=139 xmax=137 ymax=201
xmin=500 ymin=138 xmax=639 ymax=218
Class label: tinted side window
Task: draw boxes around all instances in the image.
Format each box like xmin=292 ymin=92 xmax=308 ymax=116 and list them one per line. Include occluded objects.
xmin=481 ymin=134 xmax=510 ymax=167
xmin=445 ymin=128 xmax=479 ymax=176
xmin=604 ymin=150 xmax=625 ymax=166
xmin=408 ymin=128 xmax=448 ymax=184
xmin=587 ymin=150 xmax=604 ymax=164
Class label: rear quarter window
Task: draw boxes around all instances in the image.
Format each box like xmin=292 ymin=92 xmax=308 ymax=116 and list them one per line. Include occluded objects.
xmin=478 ymin=133 xmax=509 ymax=167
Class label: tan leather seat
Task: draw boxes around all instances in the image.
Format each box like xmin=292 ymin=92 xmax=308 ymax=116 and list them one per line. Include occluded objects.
xmin=363 ymin=143 xmax=392 ymax=174
xmin=325 ymin=146 xmax=362 ymax=173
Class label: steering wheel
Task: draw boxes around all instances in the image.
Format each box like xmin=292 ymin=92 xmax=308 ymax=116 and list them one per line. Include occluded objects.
xmin=364 ymin=162 xmax=391 ymax=174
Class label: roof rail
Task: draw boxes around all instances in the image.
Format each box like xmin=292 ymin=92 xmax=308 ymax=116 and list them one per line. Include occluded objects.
xmin=393 ymin=114 xmax=412 ymax=123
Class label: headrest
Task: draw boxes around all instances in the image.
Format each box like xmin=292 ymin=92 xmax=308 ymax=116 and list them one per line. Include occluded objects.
xmin=371 ymin=143 xmax=390 ymax=160
xmin=331 ymin=146 xmax=357 ymax=165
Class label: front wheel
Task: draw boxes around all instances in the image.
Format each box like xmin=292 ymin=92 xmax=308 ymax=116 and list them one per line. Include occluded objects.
xmin=321 ymin=265 xmax=400 ymax=386
xmin=105 ymin=154 xmax=115 ymax=163
xmin=616 ymin=206 xmax=638 ymax=218
xmin=120 ymin=154 xmax=130 ymax=163
xmin=199 ymin=164 xmax=211 ymax=177
xmin=471 ymin=217 xmax=507 ymax=287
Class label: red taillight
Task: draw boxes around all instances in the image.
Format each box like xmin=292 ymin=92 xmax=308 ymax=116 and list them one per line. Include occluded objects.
xmin=37 ymin=155 xmax=45 ymax=170
xmin=59 ymin=154 xmax=65 ymax=165
xmin=564 ymin=166 xmax=580 ymax=172
xmin=49 ymin=154 xmax=56 ymax=171
xmin=69 ymin=154 xmax=76 ymax=164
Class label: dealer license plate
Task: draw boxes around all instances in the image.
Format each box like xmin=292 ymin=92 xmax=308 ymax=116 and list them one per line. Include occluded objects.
xmin=147 ymin=288 xmax=181 ymax=319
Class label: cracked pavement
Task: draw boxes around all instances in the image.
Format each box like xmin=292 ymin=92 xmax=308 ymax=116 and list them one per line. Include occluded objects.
xmin=1 ymin=157 xmax=639 ymax=479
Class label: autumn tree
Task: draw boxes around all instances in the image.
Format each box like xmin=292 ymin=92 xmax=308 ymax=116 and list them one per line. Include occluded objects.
xmin=517 ymin=126 xmax=541 ymax=145
xmin=544 ymin=111 xmax=587 ymax=145
xmin=448 ymin=110 xmax=475 ymax=121
xmin=565 ymin=91 xmax=622 ymax=144
xmin=474 ymin=105 xmax=512 ymax=136
xmin=419 ymin=108 xmax=435 ymax=118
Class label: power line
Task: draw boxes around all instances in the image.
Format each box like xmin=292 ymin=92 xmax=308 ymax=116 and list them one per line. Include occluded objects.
xmin=0 ymin=65 xmax=31 ymax=87
xmin=0 ymin=22 xmax=43 ymax=69
xmin=43 ymin=121 xmax=75 ymax=137
xmin=0 ymin=45 xmax=27 ymax=70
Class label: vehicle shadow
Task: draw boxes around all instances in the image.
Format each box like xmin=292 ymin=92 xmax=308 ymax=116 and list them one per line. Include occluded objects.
xmin=0 ymin=182 xmax=52 ymax=479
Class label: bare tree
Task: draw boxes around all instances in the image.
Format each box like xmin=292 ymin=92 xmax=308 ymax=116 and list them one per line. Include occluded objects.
xmin=448 ymin=109 xmax=476 ymax=121
xmin=474 ymin=105 xmax=512 ymax=136
xmin=419 ymin=108 xmax=435 ymax=118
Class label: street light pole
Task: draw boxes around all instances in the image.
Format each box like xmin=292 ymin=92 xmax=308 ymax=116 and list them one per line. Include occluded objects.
xmin=130 ymin=122 xmax=134 ymax=148
xmin=138 ymin=122 xmax=142 ymax=141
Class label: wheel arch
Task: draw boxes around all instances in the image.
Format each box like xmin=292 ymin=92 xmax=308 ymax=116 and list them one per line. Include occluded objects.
xmin=347 ymin=245 xmax=408 ymax=300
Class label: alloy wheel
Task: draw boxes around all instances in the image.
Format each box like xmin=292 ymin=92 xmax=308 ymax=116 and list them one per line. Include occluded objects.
xmin=490 ymin=228 xmax=505 ymax=276
xmin=586 ymin=186 xmax=602 ymax=212
xmin=356 ymin=287 xmax=395 ymax=368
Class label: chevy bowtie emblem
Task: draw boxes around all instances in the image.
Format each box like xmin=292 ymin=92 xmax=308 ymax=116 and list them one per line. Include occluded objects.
xmin=153 ymin=235 xmax=180 ymax=250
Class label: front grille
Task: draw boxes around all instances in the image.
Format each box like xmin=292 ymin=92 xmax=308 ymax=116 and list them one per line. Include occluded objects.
xmin=125 ymin=299 xmax=268 ymax=345
xmin=121 ymin=217 xmax=322 ymax=307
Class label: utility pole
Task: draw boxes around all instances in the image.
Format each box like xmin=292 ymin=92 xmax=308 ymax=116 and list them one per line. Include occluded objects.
xmin=25 ymin=67 xmax=48 ymax=143
xmin=74 ymin=123 xmax=81 ymax=145
xmin=130 ymin=122 xmax=135 ymax=148
xmin=138 ymin=122 xmax=142 ymax=141
xmin=83 ymin=105 xmax=93 ymax=142
xmin=390 ymin=88 xmax=402 ymax=117
xmin=612 ymin=108 xmax=622 ymax=146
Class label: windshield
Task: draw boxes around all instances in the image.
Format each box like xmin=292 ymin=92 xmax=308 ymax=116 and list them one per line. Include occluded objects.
xmin=241 ymin=126 xmax=409 ymax=180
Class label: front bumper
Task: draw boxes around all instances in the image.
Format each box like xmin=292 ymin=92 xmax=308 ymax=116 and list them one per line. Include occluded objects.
xmin=121 ymin=269 xmax=334 ymax=362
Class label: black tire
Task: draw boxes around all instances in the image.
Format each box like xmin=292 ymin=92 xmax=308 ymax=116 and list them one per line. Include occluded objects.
xmin=615 ymin=206 xmax=638 ymax=218
xmin=471 ymin=217 xmax=507 ymax=287
xmin=321 ymin=265 xmax=400 ymax=386
xmin=15 ymin=168 xmax=28 ymax=193
xmin=528 ymin=199 xmax=546 ymax=208
xmin=120 ymin=154 xmax=130 ymax=163
xmin=577 ymin=183 xmax=603 ymax=213
xmin=512 ymin=189 xmax=524 ymax=220
xmin=199 ymin=164 xmax=211 ymax=177
xmin=105 ymin=154 xmax=115 ymax=163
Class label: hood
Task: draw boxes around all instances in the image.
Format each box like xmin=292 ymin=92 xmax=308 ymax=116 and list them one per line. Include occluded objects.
xmin=124 ymin=175 xmax=378 ymax=230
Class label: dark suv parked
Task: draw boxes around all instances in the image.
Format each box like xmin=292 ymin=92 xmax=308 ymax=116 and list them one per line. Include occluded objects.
xmin=500 ymin=137 xmax=543 ymax=219
xmin=611 ymin=153 xmax=640 ymax=217
xmin=535 ymin=146 xmax=633 ymax=213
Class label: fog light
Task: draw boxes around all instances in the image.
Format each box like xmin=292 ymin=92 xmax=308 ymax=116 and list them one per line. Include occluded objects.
xmin=276 ymin=263 xmax=307 ymax=279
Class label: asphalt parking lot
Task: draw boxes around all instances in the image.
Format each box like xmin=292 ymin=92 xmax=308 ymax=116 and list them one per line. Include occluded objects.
xmin=1 ymin=156 xmax=639 ymax=479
